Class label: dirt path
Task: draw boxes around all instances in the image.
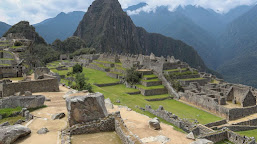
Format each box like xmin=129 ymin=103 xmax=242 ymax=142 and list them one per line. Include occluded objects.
xmin=109 ymin=106 xmax=193 ymax=144
xmin=16 ymin=86 xmax=69 ymax=144
xmin=15 ymin=86 xmax=192 ymax=144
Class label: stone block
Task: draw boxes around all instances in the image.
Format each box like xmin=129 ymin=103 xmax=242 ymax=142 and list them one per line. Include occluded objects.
xmin=0 ymin=125 xmax=31 ymax=144
xmin=66 ymin=92 xmax=108 ymax=126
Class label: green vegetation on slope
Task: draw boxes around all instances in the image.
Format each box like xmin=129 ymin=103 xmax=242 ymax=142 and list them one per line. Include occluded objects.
xmin=48 ymin=61 xmax=222 ymax=124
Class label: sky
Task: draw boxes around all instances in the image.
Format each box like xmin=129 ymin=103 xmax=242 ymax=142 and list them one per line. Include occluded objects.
xmin=0 ymin=0 xmax=256 ymax=25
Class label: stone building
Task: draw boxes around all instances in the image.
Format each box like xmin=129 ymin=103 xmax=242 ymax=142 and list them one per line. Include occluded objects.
xmin=226 ymin=86 xmax=256 ymax=107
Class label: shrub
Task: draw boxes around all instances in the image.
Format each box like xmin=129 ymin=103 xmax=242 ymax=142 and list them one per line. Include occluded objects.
xmin=72 ymin=64 xmax=83 ymax=74
xmin=125 ymin=67 xmax=142 ymax=85
xmin=73 ymin=73 xmax=93 ymax=92
xmin=14 ymin=41 xmax=23 ymax=46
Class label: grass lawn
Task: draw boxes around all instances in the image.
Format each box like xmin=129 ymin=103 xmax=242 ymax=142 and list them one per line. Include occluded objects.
xmin=0 ymin=64 xmax=11 ymax=66
xmin=48 ymin=61 xmax=222 ymax=125
xmin=0 ymin=77 xmax=24 ymax=81
xmin=215 ymin=140 xmax=234 ymax=144
xmin=0 ymin=58 xmax=14 ymax=60
xmin=179 ymin=78 xmax=205 ymax=81
xmin=143 ymin=74 xmax=157 ymax=78
xmin=93 ymin=84 xmax=222 ymax=124
xmin=237 ymin=129 xmax=257 ymax=141
xmin=0 ymin=116 xmax=25 ymax=125
xmin=136 ymin=84 xmax=165 ymax=90
xmin=0 ymin=107 xmax=22 ymax=118
xmin=164 ymin=68 xmax=187 ymax=72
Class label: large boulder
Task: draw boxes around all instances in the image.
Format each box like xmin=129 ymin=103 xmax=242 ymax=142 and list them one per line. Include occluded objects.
xmin=66 ymin=92 xmax=108 ymax=126
xmin=0 ymin=95 xmax=45 ymax=109
xmin=0 ymin=125 xmax=31 ymax=144
xmin=149 ymin=117 xmax=161 ymax=130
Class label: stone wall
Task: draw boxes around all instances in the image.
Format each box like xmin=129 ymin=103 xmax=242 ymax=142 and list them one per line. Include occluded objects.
xmin=141 ymin=80 xmax=162 ymax=87
xmin=94 ymin=82 xmax=120 ymax=87
xmin=0 ymin=66 xmax=23 ymax=78
xmin=228 ymin=105 xmax=257 ymax=120
xmin=0 ymin=78 xmax=59 ymax=97
xmin=201 ymin=129 xmax=256 ymax=144
xmin=107 ymin=72 xmax=119 ymax=79
xmin=232 ymin=118 xmax=257 ymax=126
xmin=0 ymin=95 xmax=45 ymax=109
xmin=220 ymin=125 xmax=257 ymax=132
xmin=139 ymin=88 xmax=168 ymax=96
xmin=205 ymin=119 xmax=227 ymax=128
xmin=179 ymin=78 xmax=209 ymax=86
xmin=181 ymin=91 xmax=230 ymax=119
xmin=69 ymin=114 xmax=115 ymax=135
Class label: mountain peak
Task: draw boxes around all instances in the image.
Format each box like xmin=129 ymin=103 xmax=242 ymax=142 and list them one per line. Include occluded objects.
xmin=74 ymin=0 xmax=209 ymax=72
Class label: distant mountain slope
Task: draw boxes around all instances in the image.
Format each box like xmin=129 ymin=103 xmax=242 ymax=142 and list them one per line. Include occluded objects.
xmin=217 ymin=5 xmax=257 ymax=87
xmin=129 ymin=6 xmax=220 ymax=69
xmin=0 ymin=22 xmax=11 ymax=37
xmin=74 ymin=0 xmax=212 ymax=73
xmin=34 ymin=11 xmax=85 ymax=44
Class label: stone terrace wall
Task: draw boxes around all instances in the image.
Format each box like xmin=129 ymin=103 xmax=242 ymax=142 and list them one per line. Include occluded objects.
xmin=232 ymin=118 xmax=257 ymax=126
xmin=205 ymin=119 xmax=227 ymax=128
xmin=220 ymin=125 xmax=257 ymax=132
xmin=181 ymin=91 xmax=229 ymax=119
xmin=139 ymin=88 xmax=168 ymax=96
xmin=228 ymin=105 xmax=257 ymax=121
xmin=1 ymin=78 xmax=59 ymax=97
xmin=201 ymin=129 xmax=256 ymax=144
xmin=69 ymin=114 xmax=115 ymax=135
xmin=145 ymin=105 xmax=195 ymax=133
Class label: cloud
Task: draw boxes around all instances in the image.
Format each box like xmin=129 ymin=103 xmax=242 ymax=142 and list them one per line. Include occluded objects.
xmin=126 ymin=0 xmax=257 ymax=15
xmin=0 ymin=0 xmax=256 ymax=25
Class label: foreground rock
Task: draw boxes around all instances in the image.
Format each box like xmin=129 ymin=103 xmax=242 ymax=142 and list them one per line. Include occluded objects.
xmin=51 ymin=113 xmax=65 ymax=120
xmin=149 ymin=117 xmax=161 ymax=130
xmin=0 ymin=95 xmax=45 ymax=109
xmin=0 ymin=122 xmax=10 ymax=127
xmin=0 ymin=125 xmax=31 ymax=144
xmin=190 ymin=139 xmax=214 ymax=144
xmin=37 ymin=128 xmax=49 ymax=134
xmin=187 ymin=132 xmax=195 ymax=140
xmin=66 ymin=92 xmax=108 ymax=126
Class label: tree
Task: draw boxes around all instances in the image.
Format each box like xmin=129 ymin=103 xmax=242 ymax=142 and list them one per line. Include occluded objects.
xmin=125 ymin=67 xmax=142 ymax=85
xmin=73 ymin=73 xmax=93 ymax=92
xmin=72 ymin=64 xmax=83 ymax=74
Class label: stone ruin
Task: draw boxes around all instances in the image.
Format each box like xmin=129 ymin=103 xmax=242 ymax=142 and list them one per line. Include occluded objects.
xmin=62 ymin=92 xmax=143 ymax=144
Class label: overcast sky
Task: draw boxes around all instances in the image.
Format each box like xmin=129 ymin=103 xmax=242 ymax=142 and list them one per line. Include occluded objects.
xmin=0 ymin=0 xmax=256 ymax=25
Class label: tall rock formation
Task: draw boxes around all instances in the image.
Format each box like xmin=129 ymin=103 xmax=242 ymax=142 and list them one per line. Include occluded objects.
xmin=3 ymin=21 xmax=46 ymax=45
xmin=74 ymin=0 xmax=210 ymax=71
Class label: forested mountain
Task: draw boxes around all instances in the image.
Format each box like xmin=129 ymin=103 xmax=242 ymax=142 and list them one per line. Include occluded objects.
xmin=74 ymin=0 xmax=212 ymax=73
xmin=0 ymin=22 xmax=11 ymax=37
xmin=34 ymin=11 xmax=85 ymax=43
xmin=217 ymin=5 xmax=257 ymax=87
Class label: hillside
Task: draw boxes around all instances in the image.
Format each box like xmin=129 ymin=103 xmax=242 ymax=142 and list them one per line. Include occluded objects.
xmin=34 ymin=11 xmax=85 ymax=44
xmin=129 ymin=6 xmax=220 ymax=69
xmin=3 ymin=21 xmax=46 ymax=44
xmin=74 ymin=0 xmax=213 ymax=73
xmin=0 ymin=22 xmax=11 ymax=37
xmin=218 ymin=5 xmax=257 ymax=87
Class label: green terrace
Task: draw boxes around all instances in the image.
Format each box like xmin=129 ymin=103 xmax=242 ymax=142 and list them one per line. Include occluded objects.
xmin=178 ymin=77 xmax=205 ymax=81
xmin=164 ymin=68 xmax=187 ymax=72
xmin=47 ymin=61 xmax=222 ymax=125
xmin=0 ymin=50 xmax=14 ymax=56
xmin=10 ymin=46 xmax=25 ymax=49
xmin=141 ymin=78 xmax=160 ymax=82
xmin=0 ymin=64 xmax=11 ymax=66
xmin=143 ymin=74 xmax=157 ymax=78
xmin=0 ymin=58 xmax=14 ymax=61
xmin=94 ymin=60 xmax=113 ymax=64
xmin=91 ymin=63 xmax=109 ymax=69
xmin=136 ymin=84 xmax=165 ymax=90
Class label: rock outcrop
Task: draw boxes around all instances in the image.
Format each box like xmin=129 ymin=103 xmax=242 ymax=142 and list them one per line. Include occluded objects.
xmin=52 ymin=113 xmax=65 ymax=120
xmin=0 ymin=125 xmax=31 ymax=144
xmin=66 ymin=92 xmax=108 ymax=126
xmin=0 ymin=95 xmax=45 ymax=109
